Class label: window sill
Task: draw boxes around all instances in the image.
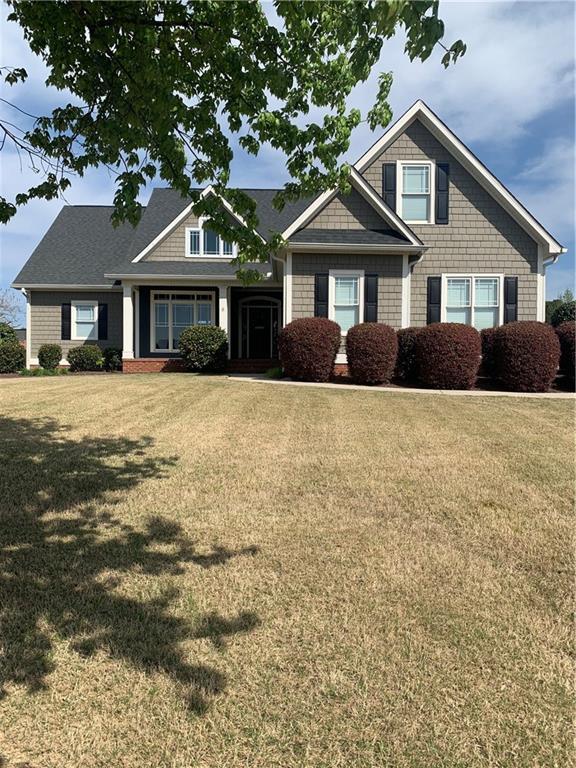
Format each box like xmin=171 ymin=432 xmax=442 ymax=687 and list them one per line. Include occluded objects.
xmin=184 ymin=255 xmax=235 ymax=261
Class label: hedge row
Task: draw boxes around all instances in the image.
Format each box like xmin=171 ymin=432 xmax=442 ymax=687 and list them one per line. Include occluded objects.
xmin=278 ymin=318 xmax=564 ymax=392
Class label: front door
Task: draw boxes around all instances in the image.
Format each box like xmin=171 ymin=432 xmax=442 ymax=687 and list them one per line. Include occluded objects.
xmin=240 ymin=298 xmax=280 ymax=358
xmin=247 ymin=306 xmax=274 ymax=358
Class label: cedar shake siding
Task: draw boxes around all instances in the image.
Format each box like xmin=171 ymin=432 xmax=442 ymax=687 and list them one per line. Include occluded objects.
xmin=29 ymin=290 xmax=122 ymax=358
xmin=291 ymin=253 xmax=403 ymax=328
xmin=302 ymin=189 xmax=390 ymax=230
xmin=361 ymin=119 xmax=539 ymax=325
xmin=144 ymin=211 xmax=200 ymax=261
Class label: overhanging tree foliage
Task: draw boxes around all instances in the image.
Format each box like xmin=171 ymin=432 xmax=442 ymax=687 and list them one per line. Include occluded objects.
xmin=2 ymin=0 xmax=465 ymax=269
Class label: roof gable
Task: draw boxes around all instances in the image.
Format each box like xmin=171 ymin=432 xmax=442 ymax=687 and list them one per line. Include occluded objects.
xmin=282 ymin=168 xmax=422 ymax=248
xmin=355 ymin=100 xmax=564 ymax=256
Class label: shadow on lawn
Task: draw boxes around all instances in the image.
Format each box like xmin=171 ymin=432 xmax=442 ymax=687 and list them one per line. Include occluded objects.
xmin=0 ymin=416 xmax=259 ymax=714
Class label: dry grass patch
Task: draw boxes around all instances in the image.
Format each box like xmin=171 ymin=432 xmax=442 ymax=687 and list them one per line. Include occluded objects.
xmin=0 ymin=375 xmax=573 ymax=768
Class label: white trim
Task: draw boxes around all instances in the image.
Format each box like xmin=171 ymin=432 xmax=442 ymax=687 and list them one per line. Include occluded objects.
xmin=122 ymin=284 xmax=134 ymax=360
xmin=218 ymin=287 xmax=229 ymax=337
xmin=132 ymin=185 xmax=264 ymax=263
xmin=71 ymin=300 xmax=99 ymax=341
xmin=11 ymin=284 xmax=121 ymax=291
xmin=536 ymin=245 xmax=545 ymax=322
xmin=440 ymin=273 xmax=504 ymax=328
xmin=401 ymin=254 xmax=411 ymax=328
xmin=149 ymin=289 xmax=216 ymax=353
xmin=355 ymin=100 xmax=564 ymax=256
xmin=288 ymin=242 xmax=423 ymax=253
xmin=134 ymin=287 xmax=140 ymax=358
xmin=281 ymin=168 xmax=423 ymax=248
xmin=23 ymin=288 xmax=31 ymax=369
xmin=328 ymin=269 xmax=364 ymax=335
xmin=105 ymin=272 xmax=273 ymax=281
xmin=396 ymin=160 xmax=435 ymax=225
xmin=185 ymin=217 xmax=238 ymax=260
xmin=335 ymin=352 xmax=347 ymax=365
xmin=284 ymin=252 xmax=292 ymax=325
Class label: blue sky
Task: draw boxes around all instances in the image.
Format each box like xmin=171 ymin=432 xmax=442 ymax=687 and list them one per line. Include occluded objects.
xmin=1 ymin=0 xmax=574 ymax=326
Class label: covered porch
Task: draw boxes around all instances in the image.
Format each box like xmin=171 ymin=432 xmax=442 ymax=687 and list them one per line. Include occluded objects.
xmin=120 ymin=281 xmax=282 ymax=373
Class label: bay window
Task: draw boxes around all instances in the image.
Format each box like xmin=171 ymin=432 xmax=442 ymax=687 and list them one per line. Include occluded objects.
xmin=329 ymin=270 xmax=364 ymax=333
xmin=399 ymin=162 xmax=433 ymax=223
xmin=443 ymin=275 xmax=502 ymax=330
xmin=151 ymin=291 xmax=215 ymax=351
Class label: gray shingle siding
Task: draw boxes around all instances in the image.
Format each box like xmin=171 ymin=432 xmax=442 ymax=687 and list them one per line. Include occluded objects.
xmin=30 ymin=290 xmax=123 ymax=359
xmin=361 ymin=119 xmax=539 ymax=325
xmin=145 ymin=211 xmax=200 ymax=260
xmin=301 ymin=189 xmax=391 ymax=231
xmin=291 ymin=253 xmax=403 ymax=328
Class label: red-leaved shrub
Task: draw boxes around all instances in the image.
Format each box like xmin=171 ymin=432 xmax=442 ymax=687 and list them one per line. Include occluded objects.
xmin=416 ymin=323 xmax=481 ymax=389
xmin=493 ymin=321 xmax=560 ymax=392
xmin=346 ymin=323 xmax=397 ymax=385
xmin=555 ymin=321 xmax=575 ymax=388
xmin=480 ymin=327 xmax=499 ymax=378
xmin=395 ymin=327 xmax=421 ymax=382
xmin=279 ymin=317 xmax=341 ymax=382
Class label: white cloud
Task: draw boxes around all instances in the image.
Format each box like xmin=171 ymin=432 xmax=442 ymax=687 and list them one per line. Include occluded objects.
xmin=348 ymin=0 xmax=575 ymax=151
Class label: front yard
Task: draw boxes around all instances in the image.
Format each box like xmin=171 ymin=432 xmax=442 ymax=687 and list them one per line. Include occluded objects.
xmin=0 ymin=375 xmax=573 ymax=768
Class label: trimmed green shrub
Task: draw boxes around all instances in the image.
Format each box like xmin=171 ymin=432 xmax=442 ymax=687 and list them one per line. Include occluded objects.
xmin=480 ymin=327 xmax=499 ymax=378
xmin=493 ymin=321 xmax=560 ymax=392
xmin=0 ymin=322 xmax=18 ymax=342
xmin=38 ymin=343 xmax=62 ymax=370
xmin=0 ymin=339 xmax=25 ymax=373
xmin=555 ymin=321 xmax=575 ymax=388
xmin=550 ymin=300 xmax=576 ymax=327
xmin=279 ymin=317 xmax=341 ymax=382
xmin=416 ymin=323 xmax=481 ymax=390
xmin=178 ymin=325 xmax=228 ymax=372
xmin=67 ymin=344 xmax=104 ymax=372
xmin=103 ymin=346 xmax=122 ymax=372
xmin=395 ymin=327 xmax=421 ymax=382
xmin=346 ymin=323 xmax=397 ymax=385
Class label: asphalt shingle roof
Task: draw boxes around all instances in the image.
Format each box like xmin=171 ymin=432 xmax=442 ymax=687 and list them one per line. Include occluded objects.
xmin=12 ymin=187 xmax=407 ymax=287
xmin=105 ymin=260 xmax=272 ymax=278
xmin=290 ymin=229 xmax=410 ymax=246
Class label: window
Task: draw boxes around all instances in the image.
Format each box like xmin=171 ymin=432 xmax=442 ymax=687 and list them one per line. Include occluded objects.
xmin=399 ymin=162 xmax=433 ymax=223
xmin=151 ymin=291 xmax=215 ymax=352
xmin=443 ymin=275 xmax=502 ymax=330
xmin=329 ymin=270 xmax=364 ymax=334
xmin=186 ymin=219 xmax=236 ymax=258
xmin=72 ymin=300 xmax=98 ymax=340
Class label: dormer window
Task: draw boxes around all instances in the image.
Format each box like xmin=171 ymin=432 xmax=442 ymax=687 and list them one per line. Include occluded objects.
xmin=186 ymin=219 xmax=236 ymax=258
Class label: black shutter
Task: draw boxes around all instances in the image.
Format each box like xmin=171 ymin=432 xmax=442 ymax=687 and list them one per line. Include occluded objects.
xmin=364 ymin=274 xmax=378 ymax=322
xmin=98 ymin=303 xmax=108 ymax=340
xmin=504 ymin=276 xmax=518 ymax=323
xmin=314 ymin=273 xmax=329 ymax=317
xmin=61 ymin=303 xmax=71 ymax=340
xmin=382 ymin=163 xmax=396 ymax=211
xmin=427 ymin=276 xmax=441 ymax=324
xmin=435 ymin=163 xmax=450 ymax=224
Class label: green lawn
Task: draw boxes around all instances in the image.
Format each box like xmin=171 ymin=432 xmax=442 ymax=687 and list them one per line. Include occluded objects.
xmin=0 ymin=375 xmax=573 ymax=768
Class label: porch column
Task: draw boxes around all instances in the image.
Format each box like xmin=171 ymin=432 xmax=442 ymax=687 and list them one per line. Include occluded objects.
xmin=218 ymin=285 xmax=231 ymax=358
xmin=122 ymin=283 xmax=134 ymax=360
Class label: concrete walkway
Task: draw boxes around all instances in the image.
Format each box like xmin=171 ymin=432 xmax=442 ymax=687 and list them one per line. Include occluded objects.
xmin=228 ymin=374 xmax=575 ymax=399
